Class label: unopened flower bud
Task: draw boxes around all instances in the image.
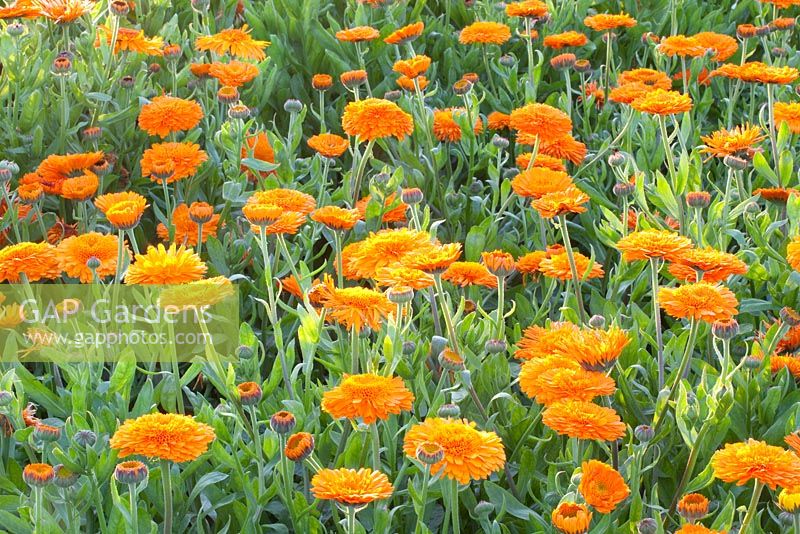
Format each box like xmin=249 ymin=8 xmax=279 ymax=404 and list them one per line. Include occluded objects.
xmin=634 ymin=424 xmax=654 ymax=443
xmin=437 ymin=403 xmax=460 ymax=418
xmin=284 ymin=99 xmax=303 ymax=113
xmin=588 ymin=315 xmax=606 ymax=329
xmin=686 ymin=191 xmax=711 ymax=209
xmin=485 ymin=339 xmax=507 ymax=354
xmin=712 ymin=319 xmax=739 ymax=339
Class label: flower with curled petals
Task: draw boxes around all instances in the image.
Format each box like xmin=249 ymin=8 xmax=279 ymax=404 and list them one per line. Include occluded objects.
xmin=124 ymin=244 xmax=206 ymax=285
xmin=543 ymin=31 xmax=588 ymax=49
xmin=668 ymin=247 xmax=748 ymax=283
xmin=520 ymin=365 xmax=616 ymax=405
xmin=618 ymin=68 xmax=673 ymax=89
xmin=658 ymin=282 xmax=738 ymax=323
xmin=658 ymin=35 xmax=706 ymax=57
xmin=311 ymin=468 xmax=393 ymax=505
xmin=208 ymin=61 xmax=260 ymax=87
xmin=583 ymin=13 xmax=637 ymax=32
xmin=509 ymin=103 xmax=572 ymax=145
xmin=311 ymin=206 xmax=360 ymax=231
xmin=341 ymin=228 xmax=437 ymax=280
xmin=609 ymin=83 xmax=651 ymax=105
xmin=511 ymin=167 xmax=573 ymax=199
xmin=157 ymin=204 xmax=220 ymax=245
xmin=694 ymin=32 xmax=738 ymax=61
xmin=616 ymin=229 xmax=693 ymax=262
xmin=403 ymin=242 xmax=462 ymax=273
xmin=711 ymin=439 xmax=800 ymax=489
xmin=342 ymin=98 xmax=414 ymax=142
xmin=552 ymin=502 xmax=592 ymax=534
xmin=384 ymin=22 xmax=424 ymax=45
xmin=531 ymin=186 xmax=589 ymax=219
xmin=110 ymin=413 xmax=215 ymax=463
xmin=0 ymin=242 xmax=61 ymax=283
xmin=459 ymin=21 xmax=511 ymax=45
xmin=775 ymin=102 xmax=800 ymax=133
xmin=674 ymin=525 xmax=725 ymax=534
xmin=700 ymin=124 xmax=765 ymax=159
xmin=537 ymin=134 xmax=588 ymax=165
xmin=322 ymin=373 xmax=414 ymax=424
xmin=561 ymin=325 xmax=630 ymax=371
xmin=441 ymin=261 xmax=497 ymax=288
xmin=57 ymin=232 xmax=126 ymax=283
xmin=308 ymin=133 xmax=349 ymax=158
xmin=138 ymin=96 xmax=203 ymax=138
xmin=516 ymin=321 xmax=580 ymax=360
xmin=195 ymin=25 xmax=269 ymax=60
xmin=505 ymin=0 xmax=548 ymax=18
xmin=710 ymin=61 xmax=799 ymax=84
xmin=335 ymin=26 xmax=380 ymax=42
xmin=248 ymin=189 xmax=316 ymax=215
xmin=542 ymin=400 xmax=626 ymax=441
xmin=631 ymin=89 xmax=692 ymax=115
xmin=141 ymin=142 xmax=208 ymax=183
xmin=578 ymin=460 xmax=630 ymax=513
xmin=402 ymin=418 xmax=506 ymax=484
xmin=516 ymin=153 xmax=567 ymax=171
xmin=539 ymin=251 xmax=604 ymax=280
xmin=320 ymin=282 xmax=394 ymax=332
xmin=392 ymin=55 xmax=431 ymax=79
xmin=374 ymin=266 xmax=433 ymax=290
xmin=95 ymin=25 xmax=164 ymax=55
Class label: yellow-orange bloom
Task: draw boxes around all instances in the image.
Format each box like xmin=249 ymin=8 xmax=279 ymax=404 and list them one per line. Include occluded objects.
xmin=551 ymin=502 xmax=592 ymax=534
xmin=618 ymin=68 xmax=673 ymax=89
xmin=616 ymin=229 xmax=693 ymax=262
xmin=700 ymin=124 xmax=765 ymax=159
xmin=392 ymin=55 xmax=431 ymax=79
xmin=342 ymin=98 xmax=414 ymax=142
xmin=311 ymin=206 xmax=360 ymax=230
xmin=711 ymin=439 xmax=800 ymax=489
xmin=95 ymin=25 xmax=164 ymax=55
xmin=509 ymin=103 xmax=572 ymax=144
xmin=335 ymin=26 xmax=379 ymax=42
xmin=125 ymin=244 xmax=207 ymax=285
xmin=138 ymin=96 xmax=204 ymax=138
xmin=505 ymin=0 xmax=548 ymax=18
xmin=157 ymin=204 xmax=220 ymax=245
xmin=0 ymin=242 xmax=61 ymax=282
xmin=583 ymin=13 xmax=637 ymax=32
xmin=307 ymin=133 xmax=349 ymax=158
xmin=658 ymin=35 xmax=706 ymax=57
xmin=531 ymin=186 xmax=589 ymax=218
xmin=320 ymin=283 xmax=394 ymax=332
xmin=511 ymin=167 xmax=573 ymax=199
xmin=432 ymin=108 xmax=483 ymax=142
xmin=789 ymin=236 xmax=800 ymax=272
xmin=516 ymin=320 xmax=579 ymax=360
xmin=694 ymin=32 xmax=738 ymax=61
xmin=403 ymin=418 xmax=506 ymax=484
xmin=195 ymin=25 xmax=270 ymax=60
xmin=711 ymin=61 xmax=799 ymax=84
xmin=560 ymin=325 xmax=630 ymax=371
xmin=539 ymin=251 xmax=604 ymax=280
xmin=520 ymin=365 xmax=616 ymax=405
xmin=677 ymin=493 xmax=710 ymax=522
xmin=442 ymin=261 xmax=497 ymax=288
xmin=403 ymin=243 xmax=462 ymax=273
xmin=247 ymin=188 xmax=316 ymax=215
xmin=775 ymin=102 xmax=800 ymax=134
xmin=578 ymin=460 xmax=630 ymax=514
xmin=311 ymin=468 xmax=393 ymax=505
xmin=374 ymin=266 xmax=433 ymax=289
xmin=543 ymin=31 xmax=587 ymax=49
xmin=459 ymin=21 xmax=511 ymax=45
xmin=60 ymin=171 xmax=98 ymax=201
xmin=658 ymin=282 xmax=738 ymax=323
xmin=110 ymin=413 xmax=215 ymax=463
xmin=208 ymin=61 xmax=260 ymax=88
xmin=322 ymin=374 xmax=414 ymax=424
xmin=34 ymin=0 xmax=91 ymax=23
xmin=384 ymin=22 xmax=424 ymax=45
xmin=542 ymin=400 xmax=626 ymax=441
xmin=342 ymin=228 xmax=437 ymax=280
xmin=141 ymin=142 xmax=208 ymax=182
xmin=57 ymin=232 xmax=125 ymax=283
xmin=631 ymin=89 xmax=692 ymax=115
xmin=537 ymin=134 xmax=587 ymax=165
xmin=668 ymin=247 xmax=748 ymax=283
xmin=32 ymin=151 xmax=104 ymax=195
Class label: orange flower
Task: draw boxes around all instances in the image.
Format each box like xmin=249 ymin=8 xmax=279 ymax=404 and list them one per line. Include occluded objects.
xmin=631 ymin=89 xmax=692 ymax=115
xmin=520 ymin=365 xmax=616 ymax=405
xmin=789 ymin=236 xmax=800 ymax=272
xmin=355 ymin=192 xmax=409 ymax=223
xmin=397 ymin=75 xmax=427 ymax=91
xmin=551 ymin=502 xmax=592 ymax=534
xmin=110 ymin=413 xmax=216 ymax=463
xmin=262 ymin=211 xmax=306 ymax=235
xmin=35 ymin=0 xmax=91 ymax=23
xmin=340 ymin=69 xmax=368 ymax=88
xmin=432 ymin=108 xmax=483 ymax=142
xmin=677 ymin=493 xmax=710 ymax=522
xmin=482 ymin=250 xmax=515 ymax=276
xmin=156 ymin=204 xmax=220 ymax=245
xmin=674 ymin=525 xmax=726 ymax=534
xmin=543 ymin=31 xmax=588 ymax=49
xmin=700 ymin=124 xmax=765 ymax=159
xmin=710 ymin=61 xmax=799 ymax=84
xmin=537 ymin=134 xmax=587 ymax=165
xmin=242 ymin=131 xmax=276 ymax=179
xmin=509 ymin=103 xmax=572 ymax=145
xmin=616 ymin=229 xmax=693 ymax=262
xmin=515 ymin=153 xmax=566 ymax=172
xmin=762 ymin=0 xmax=800 ymax=8
xmin=0 ymin=242 xmax=61 ymax=282
xmin=542 ymin=400 xmax=626 ymax=441
xmin=384 ymin=22 xmax=424 ymax=45
xmin=32 ymin=151 xmax=104 ymax=195
xmin=342 ymin=229 xmax=436 ymax=279
xmin=307 ymin=133 xmax=349 ymax=158
xmin=694 ymin=32 xmax=738 ymax=61
xmin=442 ymin=261 xmax=497 ymax=288
xmin=285 ymin=432 xmax=315 ymax=461
xmin=609 ymin=83 xmax=651 ymax=105
xmin=375 ymin=266 xmax=433 ymax=289
xmin=531 ymin=186 xmax=589 ymax=218
xmin=320 ymin=283 xmax=394 ymax=332
xmin=775 ymin=102 xmax=800 ymax=133
xmin=402 ymin=418 xmax=506 ymax=484
xmin=505 ymin=0 xmax=548 ymax=18
xmin=17 ymin=183 xmax=44 ymax=204
xmin=487 ymin=111 xmax=511 ymax=130
xmin=322 ymin=373 xmax=414 ymax=423
xmin=208 ymin=61 xmax=260 ymax=87
xmin=312 ymin=73 xmax=333 ymax=90
xmin=342 ymin=98 xmax=414 ymax=142
xmin=60 ymin=171 xmax=98 ymax=201
xmin=658 ymin=282 xmax=739 ymax=323
xmin=578 ymin=460 xmax=630 ymax=514
xmin=511 ymin=167 xmax=573 ymax=199
xmin=583 ymin=13 xmax=637 ymax=32
xmin=22 ymin=463 xmax=55 ymax=487
xmin=618 ymin=68 xmax=673 ymax=89
xmin=125 ymin=244 xmax=207 ymax=285
xmin=711 ymin=439 xmax=800 ymax=489
xmin=248 ymin=188 xmax=316 ymax=215
xmin=141 ymin=142 xmax=208 ymax=182
xmin=562 ymin=325 xmax=630 ymax=371
xmin=95 ymin=25 xmax=164 ymax=55
xmin=311 ymin=468 xmax=393 ymax=505
xmin=658 ymin=35 xmax=706 ymax=57
xmin=311 ymin=206 xmax=360 ymax=230
xmin=0 ymin=0 xmax=40 ymax=19
xmin=57 ymin=232 xmax=125 ymax=283
xmin=335 ymin=26 xmax=380 ymax=42
xmin=393 ymin=55 xmax=431 ymax=79
xmin=668 ymin=247 xmax=747 ymax=283
xmin=516 ymin=251 xmax=547 ymax=276
xmin=459 ymin=21 xmax=511 ymax=45
xmin=195 ymin=25 xmax=270 ymax=60
xmin=138 ymin=96 xmax=204 ymax=138
xmin=539 ymin=251 xmax=604 ymax=281
xmin=516 ymin=320 xmax=579 ymax=360
xmin=403 ymin=243 xmax=462 ymax=273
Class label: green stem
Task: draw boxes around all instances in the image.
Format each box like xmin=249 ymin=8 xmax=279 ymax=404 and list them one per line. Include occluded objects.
xmin=160 ymin=460 xmax=173 ymax=534
xmin=559 ymin=215 xmax=586 ymax=323
xmin=653 ymin=319 xmax=699 ymax=434
xmin=433 ymin=274 xmax=460 ymax=352
xmin=128 ymin=484 xmax=139 ymax=534
xmin=415 ymin=467 xmax=431 ymax=534
xmin=370 ymin=423 xmax=381 ymax=470
xmin=450 ymin=479 xmax=461 ymax=534
xmin=251 ymin=406 xmax=265 ymax=497
xmin=350 ymin=139 xmax=375 ymax=204
xmin=650 ymin=258 xmax=665 ymax=389
xmin=740 ymin=480 xmax=764 ymax=534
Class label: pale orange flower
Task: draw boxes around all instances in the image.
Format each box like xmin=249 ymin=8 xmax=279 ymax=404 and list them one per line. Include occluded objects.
xmin=110 ymin=413 xmax=215 ymax=463
xmin=322 ymin=373 xmax=414 ymax=423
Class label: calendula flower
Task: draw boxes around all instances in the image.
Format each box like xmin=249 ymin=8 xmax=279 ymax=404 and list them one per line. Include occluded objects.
xmin=354 ymin=192 xmax=409 ymax=223
xmin=516 ymin=321 xmax=579 ymax=360
xmin=659 ymin=282 xmax=739 ymax=323
xmin=539 ymin=251 xmax=604 ymax=280
xmin=397 ymin=75 xmax=428 ymax=91
xmin=583 ymin=13 xmax=637 ymax=31
xmin=762 ymin=0 xmax=800 ymax=8
xmin=342 ymin=98 xmax=414 ymax=142
xmin=403 ymin=418 xmax=506 ymax=484
xmin=403 ymin=243 xmax=462 ymax=273
xmin=60 ymin=172 xmax=98 ymax=201
xmin=375 ymin=266 xmax=433 ymax=289
xmin=335 ymin=25 xmax=380 ymax=42
xmin=551 ymin=502 xmax=592 ymax=534
xmin=384 ymin=21 xmax=424 ymax=45
xmin=537 ymin=134 xmax=588 ymax=165
xmin=23 ymin=463 xmax=55 ymax=487
xmin=509 ymin=103 xmax=572 ymax=144
xmin=241 ymin=131 xmax=276 ymax=180
xmin=322 ymin=374 xmax=414 ymax=424
xmin=459 ymin=21 xmax=511 ymax=45
xmin=0 ymin=242 xmax=61 ymax=282
xmin=393 ymin=55 xmax=431 ymax=79
xmin=542 ymin=400 xmax=626 ymax=441
xmin=658 ymin=35 xmax=706 ymax=57
xmin=668 ymin=247 xmax=748 ymax=283
xmin=578 ymin=460 xmax=630 ymax=513
xmin=196 ymin=25 xmax=270 ymax=60
xmin=677 ymin=493 xmax=710 ymax=522
xmin=710 ymin=61 xmax=799 ymax=84
xmin=248 ymin=188 xmax=316 ymax=215
xmin=693 ymin=32 xmax=738 ymax=61
xmin=342 ymin=228 xmax=437 ymax=279
xmin=505 ymin=0 xmax=548 ymax=18
xmin=95 ymin=26 xmax=164 ymax=55
xmin=543 ymin=31 xmax=588 ymax=49
xmin=32 ymin=151 xmax=104 ymax=195
xmin=141 ymin=142 xmax=208 ymax=183
xmin=560 ymin=325 xmax=630 ymax=371
xmin=616 ymin=229 xmax=693 ymax=262
xmin=208 ymin=61 xmax=260 ymax=87
xmin=311 ymin=468 xmax=393 ymax=505
xmin=487 ymin=111 xmax=511 ymax=130
xmin=511 ymin=167 xmax=573 ymax=199
xmin=34 ymin=0 xmax=91 ymax=23
xmin=631 ymin=89 xmax=692 ymax=115
xmin=432 ymin=108 xmax=483 ymax=142
xmin=138 ymin=96 xmax=204 ymax=138
xmin=516 ymin=153 xmax=567 ymax=172
xmin=700 ymin=124 xmax=765 ymax=159
xmin=674 ymin=525 xmax=725 ymax=534
xmin=57 ymin=232 xmax=125 ymax=283
xmin=110 ymin=413 xmax=216 ymax=463
xmin=618 ymin=68 xmax=673 ymax=89
xmin=609 ymin=83 xmax=651 ymax=105
xmin=158 ymin=276 xmax=233 ymax=311
xmin=311 ymin=206 xmax=360 ymax=231
xmin=307 ymin=133 xmax=349 ymax=158
xmin=711 ymin=439 xmax=800 ymax=489
xmin=320 ymin=283 xmax=394 ymax=332
xmin=788 ymin=236 xmax=800 ymax=272
xmin=775 ymin=102 xmax=800 ymax=133
xmin=0 ymin=0 xmax=39 ymax=19
xmin=156 ymin=204 xmax=220 ymax=245
xmin=531 ymin=186 xmax=589 ymax=218
xmin=285 ymin=432 xmax=315 ymax=461
xmin=125 ymin=244 xmax=207 ymax=285
xmin=441 ymin=261 xmax=497 ymax=288
xmin=520 ymin=365 xmax=616 ymax=405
